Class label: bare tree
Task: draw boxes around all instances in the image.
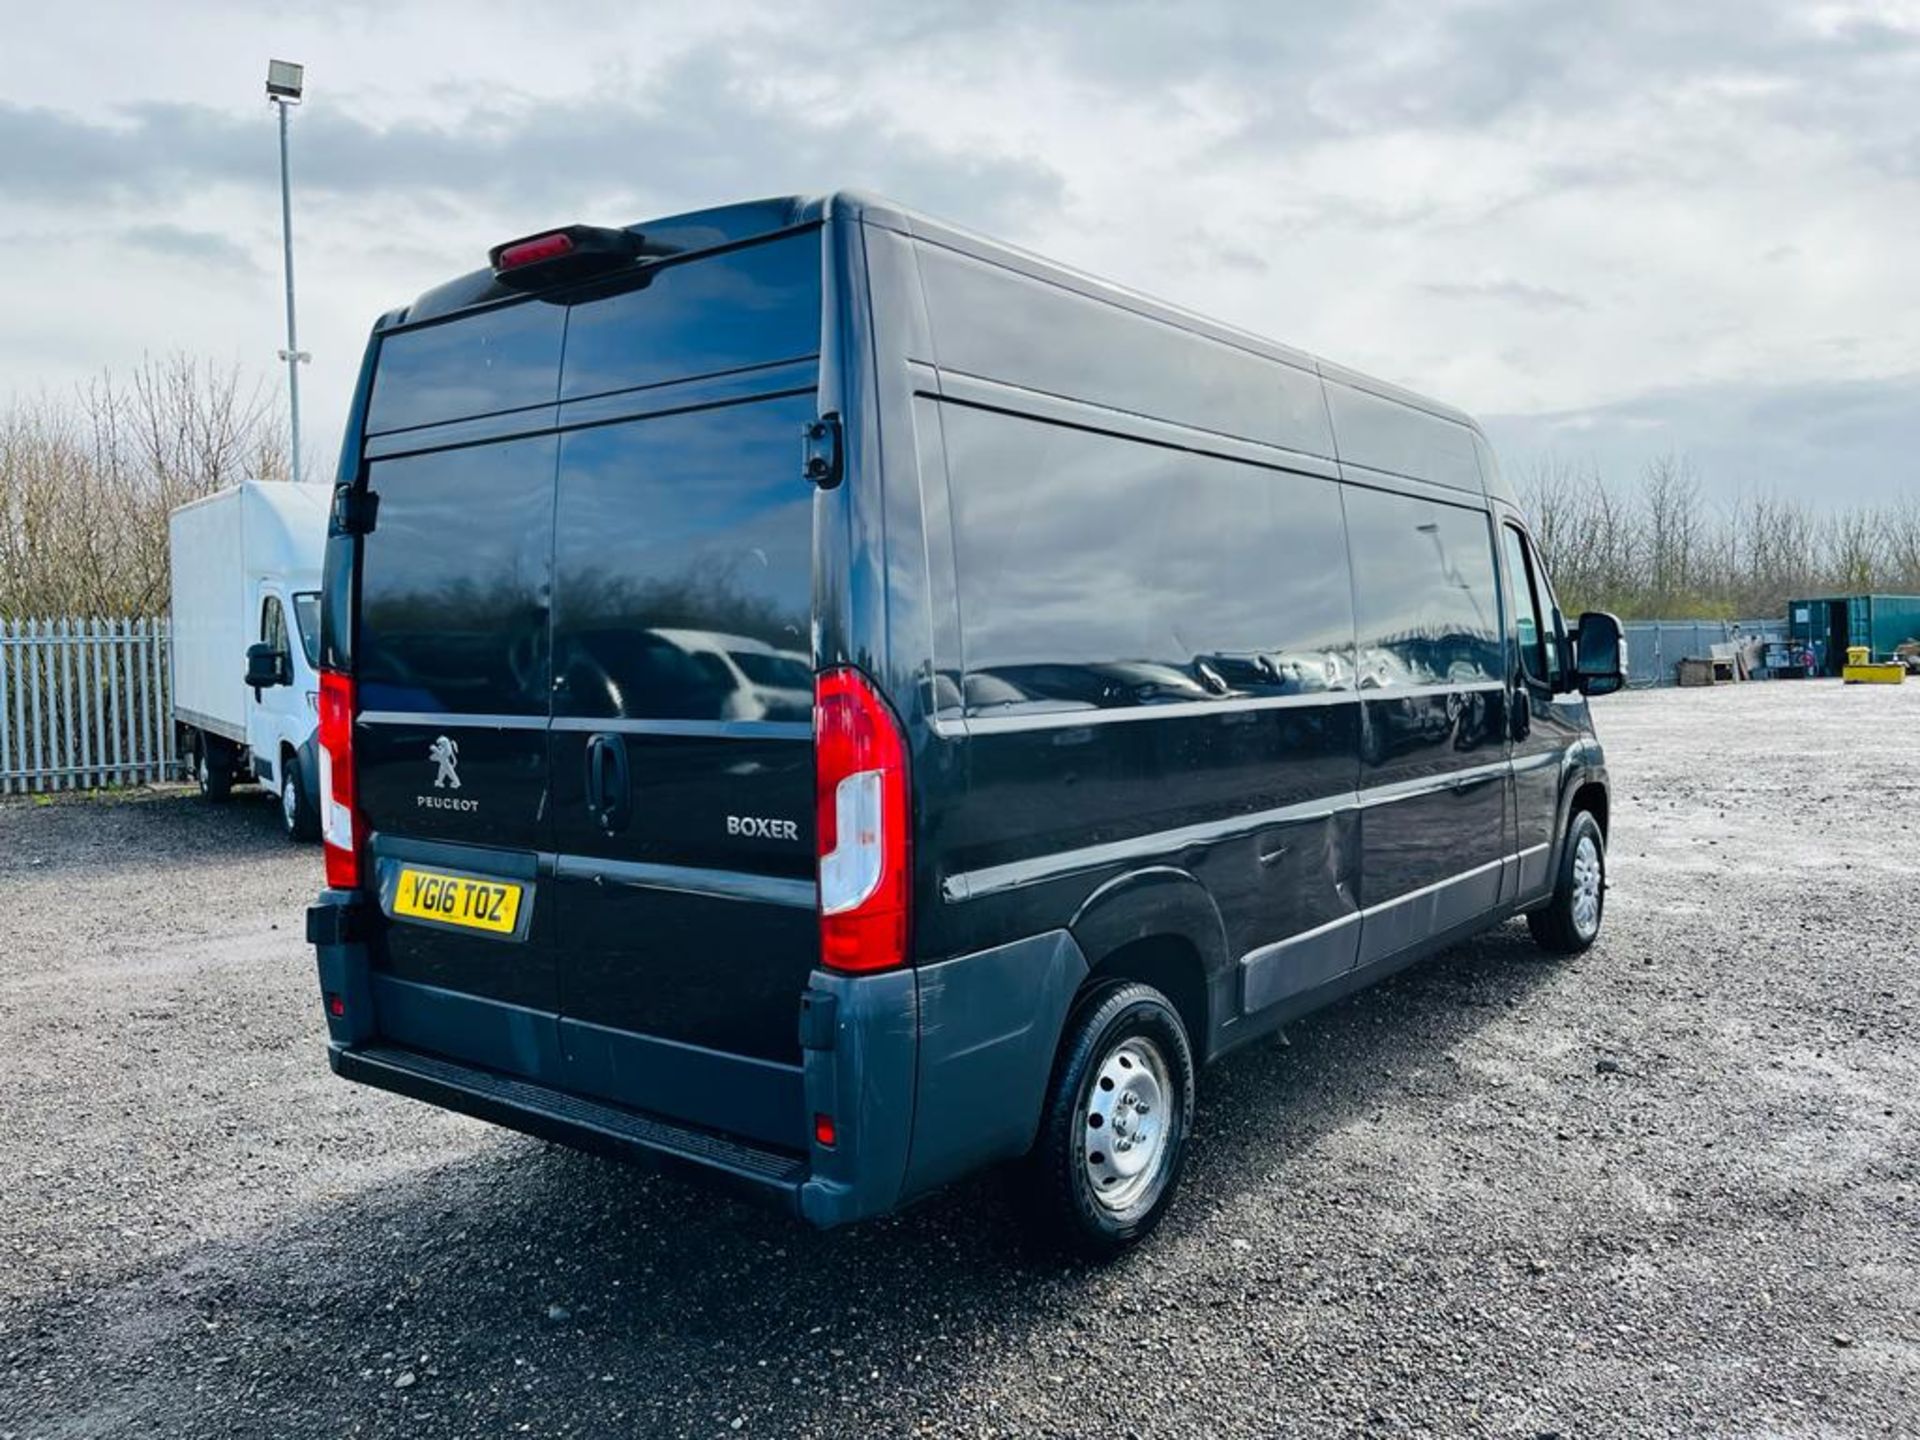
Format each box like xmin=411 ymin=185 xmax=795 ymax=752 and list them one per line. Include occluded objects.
xmin=0 ymin=355 xmax=290 ymax=618
xmin=1513 ymin=451 xmax=1906 ymax=620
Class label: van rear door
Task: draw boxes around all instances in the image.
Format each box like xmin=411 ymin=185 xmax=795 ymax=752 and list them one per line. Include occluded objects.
xmin=547 ymin=391 xmax=818 ymax=1147
xmin=351 ymin=223 xmax=825 ymax=1140
xmin=353 ymin=425 xmax=563 ymax=1072
xmin=543 ymin=227 xmax=824 ymax=1147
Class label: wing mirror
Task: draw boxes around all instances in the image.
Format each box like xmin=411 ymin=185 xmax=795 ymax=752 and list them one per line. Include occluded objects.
xmin=1572 ymin=611 xmax=1627 ymax=697
xmin=245 ymin=642 xmax=290 ymax=691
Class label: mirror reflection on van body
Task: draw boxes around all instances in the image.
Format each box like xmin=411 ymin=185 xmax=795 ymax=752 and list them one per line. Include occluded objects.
xmin=307 ymin=191 xmax=1615 ymax=1257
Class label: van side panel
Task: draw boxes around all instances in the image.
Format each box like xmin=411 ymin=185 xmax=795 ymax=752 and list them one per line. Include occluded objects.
xmin=912 ymin=239 xmax=1335 ymax=462
xmin=890 ymin=242 xmax=1369 ymax=1061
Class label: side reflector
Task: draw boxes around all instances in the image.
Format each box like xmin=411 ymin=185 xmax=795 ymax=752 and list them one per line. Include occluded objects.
xmin=326 ymin=992 xmax=346 ymax=1018
xmin=813 ymin=1113 xmax=837 ymax=1148
xmin=317 ymin=669 xmax=360 ymax=889
xmin=814 ymin=668 xmax=910 ymax=974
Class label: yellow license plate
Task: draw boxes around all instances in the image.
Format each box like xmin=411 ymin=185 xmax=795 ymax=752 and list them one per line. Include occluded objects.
xmin=392 ymin=868 xmax=524 ymax=935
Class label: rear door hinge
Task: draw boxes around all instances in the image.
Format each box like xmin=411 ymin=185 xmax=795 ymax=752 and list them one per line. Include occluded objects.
xmin=332 ymin=484 xmax=380 ymax=535
xmin=802 ymin=413 xmax=843 ymax=489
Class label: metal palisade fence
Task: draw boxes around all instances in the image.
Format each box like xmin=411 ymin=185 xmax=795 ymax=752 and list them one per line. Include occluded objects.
xmin=0 ymin=618 xmax=179 ymax=795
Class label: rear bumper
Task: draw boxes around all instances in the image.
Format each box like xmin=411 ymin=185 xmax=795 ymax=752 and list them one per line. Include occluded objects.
xmin=310 ymin=891 xmax=1087 ymax=1229
xmin=329 ymin=1041 xmax=808 ymax=1212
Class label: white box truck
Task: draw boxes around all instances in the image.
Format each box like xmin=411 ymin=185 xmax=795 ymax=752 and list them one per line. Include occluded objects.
xmin=169 ymin=480 xmax=331 ymax=839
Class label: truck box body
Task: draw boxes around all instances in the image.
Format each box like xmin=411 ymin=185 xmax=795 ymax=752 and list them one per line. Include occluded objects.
xmin=170 ymin=482 xmax=329 ymax=740
xmin=307 ymin=193 xmax=1616 ymax=1246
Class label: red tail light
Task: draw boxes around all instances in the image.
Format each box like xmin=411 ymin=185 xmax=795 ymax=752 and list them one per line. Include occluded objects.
xmin=317 ymin=668 xmax=361 ymax=889
xmin=814 ymin=668 xmax=910 ymax=973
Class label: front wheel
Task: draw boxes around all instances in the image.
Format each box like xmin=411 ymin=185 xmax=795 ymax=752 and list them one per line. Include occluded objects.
xmin=1026 ymin=981 xmax=1196 ymax=1257
xmin=1528 ymin=809 xmax=1606 ymax=954
xmin=280 ymin=763 xmax=319 ymax=842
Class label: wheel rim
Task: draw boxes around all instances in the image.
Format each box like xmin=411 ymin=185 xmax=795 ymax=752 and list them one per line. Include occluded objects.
xmin=1571 ymin=832 xmax=1602 ymax=939
xmin=1083 ymin=1035 xmax=1176 ymax=1215
xmin=282 ymin=776 xmax=299 ymax=831
xmin=197 ymin=751 xmax=209 ymax=791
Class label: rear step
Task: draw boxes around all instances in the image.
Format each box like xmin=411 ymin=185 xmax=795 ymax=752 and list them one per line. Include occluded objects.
xmin=332 ymin=1043 xmax=807 ymax=1208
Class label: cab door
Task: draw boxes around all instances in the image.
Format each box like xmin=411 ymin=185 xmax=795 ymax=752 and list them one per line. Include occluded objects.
xmin=247 ymin=590 xmax=305 ymax=781
xmin=1499 ymin=521 xmax=1584 ymax=901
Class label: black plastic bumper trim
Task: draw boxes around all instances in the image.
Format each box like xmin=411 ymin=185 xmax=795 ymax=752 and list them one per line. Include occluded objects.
xmin=331 ymin=1043 xmax=807 ymax=1210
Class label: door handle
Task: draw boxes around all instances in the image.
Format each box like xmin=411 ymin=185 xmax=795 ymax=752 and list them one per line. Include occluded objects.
xmin=584 ymin=732 xmax=632 ymax=834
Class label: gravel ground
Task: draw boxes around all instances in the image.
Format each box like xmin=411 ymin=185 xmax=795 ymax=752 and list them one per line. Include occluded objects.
xmin=2 ymin=680 xmax=1917 ymax=1438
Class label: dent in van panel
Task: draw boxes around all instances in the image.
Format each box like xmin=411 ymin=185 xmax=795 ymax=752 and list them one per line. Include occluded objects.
xmin=1324 ymin=381 xmax=1483 ymax=493
xmin=914 ymin=242 xmax=1334 ymax=458
xmin=365 ymin=303 xmax=565 ymax=436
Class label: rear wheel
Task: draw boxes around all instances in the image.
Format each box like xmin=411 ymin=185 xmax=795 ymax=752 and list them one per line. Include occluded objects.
xmin=194 ymin=733 xmax=234 ymax=802
xmin=1027 ymin=981 xmax=1195 ymax=1257
xmin=280 ymin=759 xmax=319 ymax=842
xmin=1528 ymin=809 xmax=1606 ymax=954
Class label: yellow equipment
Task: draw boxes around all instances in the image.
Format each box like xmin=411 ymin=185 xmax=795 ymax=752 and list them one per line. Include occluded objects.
xmin=1843 ymin=645 xmax=1905 ymax=684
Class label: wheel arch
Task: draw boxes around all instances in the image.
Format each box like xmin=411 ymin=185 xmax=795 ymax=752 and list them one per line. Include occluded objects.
xmin=1068 ymin=867 xmax=1230 ymax=1062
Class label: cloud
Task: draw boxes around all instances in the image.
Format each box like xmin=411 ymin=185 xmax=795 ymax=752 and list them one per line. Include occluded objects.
xmin=0 ymin=0 xmax=1916 ymax=504
xmin=1421 ymin=279 xmax=1588 ymax=312
xmin=1485 ymin=373 xmax=1920 ymax=506
xmin=124 ymin=224 xmax=264 ymax=277
xmin=0 ymin=44 xmax=1062 ymax=231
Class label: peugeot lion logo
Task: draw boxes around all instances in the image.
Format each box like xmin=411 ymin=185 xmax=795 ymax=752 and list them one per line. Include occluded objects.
xmin=428 ymin=735 xmax=461 ymax=790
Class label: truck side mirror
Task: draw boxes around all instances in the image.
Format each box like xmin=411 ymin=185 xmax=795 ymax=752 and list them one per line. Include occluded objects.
xmin=245 ymin=641 xmax=289 ymax=690
xmin=1573 ymin=611 xmax=1627 ymax=697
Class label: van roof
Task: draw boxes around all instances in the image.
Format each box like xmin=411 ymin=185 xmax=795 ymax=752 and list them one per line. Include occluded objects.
xmin=392 ymin=190 xmax=1482 ymax=439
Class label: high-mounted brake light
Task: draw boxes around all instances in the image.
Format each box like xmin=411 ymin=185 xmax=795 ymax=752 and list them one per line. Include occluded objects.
xmin=814 ymin=668 xmax=910 ymax=974
xmin=486 ymin=224 xmax=654 ymax=290
xmin=317 ymin=668 xmax=361 ymax=889
xmin=494 ymin=231 xmax=575 ymax=271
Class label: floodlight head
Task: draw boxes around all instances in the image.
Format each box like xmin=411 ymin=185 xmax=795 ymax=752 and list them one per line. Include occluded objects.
xmin=266 ymin=59 xmax=304 ymax=102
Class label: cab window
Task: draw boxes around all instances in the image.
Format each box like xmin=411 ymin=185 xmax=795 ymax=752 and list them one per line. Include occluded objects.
xmin=1501 ymin=525 xmax=1562 ymax=688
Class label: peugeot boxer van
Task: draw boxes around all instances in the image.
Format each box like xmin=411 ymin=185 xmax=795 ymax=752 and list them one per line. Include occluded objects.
xmin=307 ymin=193 xmax=1625 ymax=1254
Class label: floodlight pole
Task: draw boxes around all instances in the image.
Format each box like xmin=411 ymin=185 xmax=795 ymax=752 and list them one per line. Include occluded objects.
xmin=270 ymin=84 xmax=307 ymax=483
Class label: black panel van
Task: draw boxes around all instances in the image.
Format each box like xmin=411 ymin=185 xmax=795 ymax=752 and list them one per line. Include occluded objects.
xmin=307 ymin=194 xmax=1626 ymax=1254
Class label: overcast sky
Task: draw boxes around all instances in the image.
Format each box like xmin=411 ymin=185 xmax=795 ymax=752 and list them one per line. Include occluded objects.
xmin=2 ymin=0 xmax=1916 ymax=504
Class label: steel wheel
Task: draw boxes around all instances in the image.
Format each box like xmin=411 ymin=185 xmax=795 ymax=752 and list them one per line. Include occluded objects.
xmin=1082 ymin=1034 xmax=1178 ymax=1219
xmin=1570 ymin=832 xmax=1602 ymax=940
xmin=1028 ymin=981 xmax=1196 ymax=1256
xmin=282 ymin=774 xmax=301 ymax=835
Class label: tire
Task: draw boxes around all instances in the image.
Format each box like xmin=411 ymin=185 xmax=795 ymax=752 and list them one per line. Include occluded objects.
xmin=1026 ymin=981 xmax=1196 ymax=1258
xmin=280 ymin=760 xmax=319 ymax=842
xmin=1528 ymin=808 xmax=1606 ymax=954
xmin=194 ymin=733 xmax=234 ymax=803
